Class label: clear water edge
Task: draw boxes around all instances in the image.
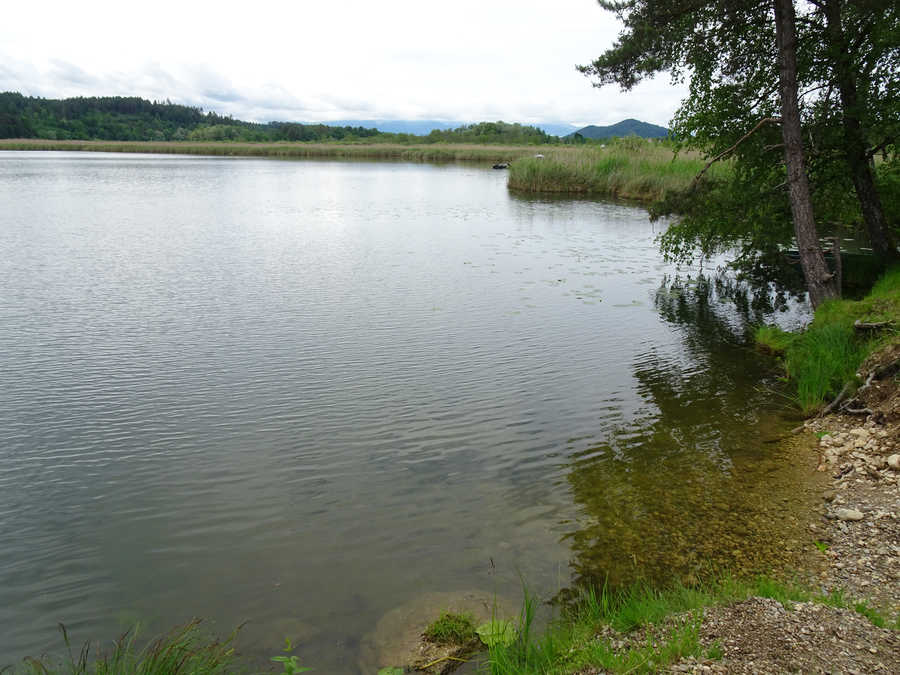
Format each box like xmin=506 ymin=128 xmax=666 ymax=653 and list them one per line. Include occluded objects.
xmin=0 ymin=152 xmax=817 ymax=671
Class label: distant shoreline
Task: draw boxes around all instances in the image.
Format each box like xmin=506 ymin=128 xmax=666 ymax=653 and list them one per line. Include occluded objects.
xmin=0 ymin=138 xmax=711 ymax=204
xmin=0 ymin=138 xmax=535 ymax=163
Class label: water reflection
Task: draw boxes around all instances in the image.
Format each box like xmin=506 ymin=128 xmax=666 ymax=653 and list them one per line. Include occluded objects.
xmin=561 ymin=272 xmax=822 ymax=591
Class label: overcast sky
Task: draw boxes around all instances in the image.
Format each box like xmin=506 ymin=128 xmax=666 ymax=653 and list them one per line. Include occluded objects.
xmin=0 ymin=0 xmax=687 ymax=128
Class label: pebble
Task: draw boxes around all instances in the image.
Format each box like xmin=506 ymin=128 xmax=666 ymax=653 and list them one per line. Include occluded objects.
xmin=887 ymin=454 xmax=900 ymax=470
xmin=836 ymin=508 xmax=864 ymax=521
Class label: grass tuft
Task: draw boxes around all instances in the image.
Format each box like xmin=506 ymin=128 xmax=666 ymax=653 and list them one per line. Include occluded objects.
xmin=484 ymin=576 xmax=893 ymax=674
xmin=422 ymin=612 xmax=478 ymax=646
xmin=755 ymin=264 xmax=900 ymax=413
xmin=11 ymin=620 xmax=238 ymax=675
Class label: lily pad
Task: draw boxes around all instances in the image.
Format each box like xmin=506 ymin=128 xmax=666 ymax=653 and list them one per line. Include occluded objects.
xmin=476 ymin=619 xmax=516 ymax=647
xmin=377 ymin=668 xmax=404 ymax=675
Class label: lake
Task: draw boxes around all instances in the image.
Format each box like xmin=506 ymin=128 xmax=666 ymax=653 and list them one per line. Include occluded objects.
xmin=0 ymin=152 xmax=818 ymax=671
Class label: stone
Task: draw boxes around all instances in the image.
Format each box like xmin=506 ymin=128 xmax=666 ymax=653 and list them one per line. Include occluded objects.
xmin=358 ymin=590 xmax=516 ymax=675
xmin=836 ymin=508 xmax=864 ymax=521
xmin=887 ymin=454 xmax=900 ymax=470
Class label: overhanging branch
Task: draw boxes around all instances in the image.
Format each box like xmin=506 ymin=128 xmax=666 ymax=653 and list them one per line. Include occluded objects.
xmin=690 ymin=117 xmax=781 ymax=190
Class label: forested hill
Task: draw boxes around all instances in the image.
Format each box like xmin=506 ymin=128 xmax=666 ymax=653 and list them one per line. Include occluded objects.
xmin=0 ymin=92 xmax=385 ymax=142
xmin=0 ymin=92 xmax=555 ymax=144
xmin=572 ymin=118 xmax=669 ymax=139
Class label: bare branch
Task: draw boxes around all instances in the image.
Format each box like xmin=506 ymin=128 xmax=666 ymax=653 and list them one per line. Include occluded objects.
xmin=798 ymin=82 xmax=830 ymax=100
xmin=690 ymin=117 xmax=781 ymax=189
xmin=854 ymin=319 xmax=894 ymax=331
xmin=820 ymin=381 xmax=851 ymax=417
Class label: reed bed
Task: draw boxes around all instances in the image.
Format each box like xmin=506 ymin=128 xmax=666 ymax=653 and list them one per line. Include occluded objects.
xmin=0 ymin=139 xmax=534 ymax=163
xmin=1 ymin=138 xmax=728 ymax=204
xmin=507 ymin=142 xmax=727 ymax=203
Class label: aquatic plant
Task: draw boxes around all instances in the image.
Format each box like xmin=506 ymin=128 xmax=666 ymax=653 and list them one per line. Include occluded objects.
xmin=475 ymin=620 xmax=517 ymax=648
xmin=10 ymin=620 xmax=238 ymax=674
xmin=271 ymin=637 xmax=313 ymax=674
xmin=422 ymin=612 xmax=478 ymax=646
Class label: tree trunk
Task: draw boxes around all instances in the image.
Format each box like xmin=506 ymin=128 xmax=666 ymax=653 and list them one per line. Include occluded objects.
xmin=774 ymin=0 xmax=839 ymax=308
xmin=823 ymin=0 xmax=898 ymax=267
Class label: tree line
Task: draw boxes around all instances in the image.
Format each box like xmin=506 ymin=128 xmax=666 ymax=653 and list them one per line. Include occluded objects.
xmin=581 ymin=0 xmax=899 ymax=304
xmin=0 ymin=93 xmax=557 ymax=146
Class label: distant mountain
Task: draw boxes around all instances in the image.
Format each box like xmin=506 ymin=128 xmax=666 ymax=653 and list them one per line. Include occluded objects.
xmin=570 ymin=118 xmax=669 ymax=140
xmin=329 ymin=119 xmax=580 ymax=137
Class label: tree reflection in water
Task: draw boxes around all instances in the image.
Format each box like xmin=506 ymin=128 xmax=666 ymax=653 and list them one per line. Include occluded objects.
xmin=560 ymin=270 xmax=824 ymax=595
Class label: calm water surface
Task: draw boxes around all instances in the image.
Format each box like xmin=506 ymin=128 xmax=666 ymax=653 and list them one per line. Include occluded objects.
xmin=0 ymin=153 xmax=814 ymax=670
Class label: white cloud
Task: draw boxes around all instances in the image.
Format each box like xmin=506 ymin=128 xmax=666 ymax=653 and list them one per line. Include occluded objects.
xmin=0 ymin=0 xmax=687 ymax=127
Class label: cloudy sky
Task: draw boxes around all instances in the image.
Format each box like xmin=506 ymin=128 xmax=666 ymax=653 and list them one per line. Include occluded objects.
xmin=0 ymin=0 xmax=687 ymax=128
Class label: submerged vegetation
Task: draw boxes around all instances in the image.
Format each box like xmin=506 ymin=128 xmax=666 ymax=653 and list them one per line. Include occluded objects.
xmin=756 ymin=265 xmax=900 ymax=412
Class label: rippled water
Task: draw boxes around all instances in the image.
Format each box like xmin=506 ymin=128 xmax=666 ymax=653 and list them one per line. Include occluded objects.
xmin=0 ymin=153 xmax=816 ymax=671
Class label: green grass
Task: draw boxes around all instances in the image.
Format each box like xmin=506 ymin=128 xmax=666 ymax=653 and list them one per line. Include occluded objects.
xmin=482 ymin=576 xmax=894 ymax=674
xmin=755 ymin=265 xmax=900 ymax=413
xmin=506 ymin=138 xmax=730 ymax=203
xmin=7 ymin=621 xmax=238 ymax=675
xmin=423 ymin=611 xmax=478 ymax=646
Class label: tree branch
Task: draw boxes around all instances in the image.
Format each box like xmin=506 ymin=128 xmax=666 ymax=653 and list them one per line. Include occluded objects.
xmin=867 ymin=137 xmax=894 ymax=159
xmin=690 ymin=117 xmax=780 ymax=189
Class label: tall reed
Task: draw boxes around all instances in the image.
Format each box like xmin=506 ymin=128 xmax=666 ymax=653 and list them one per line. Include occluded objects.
xmin=0 ymin=139 xmax=533 ymax=163
xmin=508 ymin=140 xmax=727 ymax=203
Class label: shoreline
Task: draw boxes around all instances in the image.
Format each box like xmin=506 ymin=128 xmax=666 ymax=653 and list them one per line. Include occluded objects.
xmin=0 ymin=138 xmax=543 ymax=163
xmin=0 ymin=138 xmax=706 ymax=205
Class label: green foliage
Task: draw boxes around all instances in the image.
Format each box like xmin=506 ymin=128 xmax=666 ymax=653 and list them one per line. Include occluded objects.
xmin=785 ymin=321 xmax=866 ymax=413
xmin=0 ymin=93 xmax=561 ymax=147
xmin=422 ymin=612 xmax=477 ymax=646
xmin=579 ymin=0 xmax=900 ymax=287
xmin=507 ymin=137 xmax=718 ymax=202
xmin=270 ymin=655 xmax=312 ymax=674
xmin=13 ymin=620 xmax=238 ymax=674
xmin=485 ymin=575 xmax=893 ymax=674
xmin=376 ymin=669 xmax=403 ymax=675
xmin=754 ymin=325 xmax=796 ymax=355
xmin=271 ymin=637 xmax=312 ymax=674
xmin=476 ymin=620 xmax=517 ymax=648
xmin=757 ymin=265 xmax=900 ymax=412
xmin=705 ymin=640 xmax=724 ymax=660
xmin=424 ymin=121 xmax=553 ymax=145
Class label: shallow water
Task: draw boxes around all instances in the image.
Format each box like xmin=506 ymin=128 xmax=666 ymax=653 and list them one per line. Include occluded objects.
xmin=0 ymin=153 xmax=815 ymax=671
